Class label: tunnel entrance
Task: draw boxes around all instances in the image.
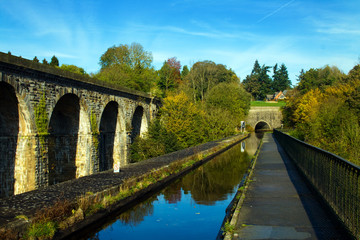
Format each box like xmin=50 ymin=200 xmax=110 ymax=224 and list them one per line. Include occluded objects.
xmin=130 ymin=106 xmax=147 ymax=144
xmin=0 ymin=82 xmax=18 ymax=197
xmin=48 ymin=94 xmax=79 ymax=185
xmin=99 ymin=101 xmax=118 ymax=172
xmin=255 ymin=121 xmax=271 ymax=132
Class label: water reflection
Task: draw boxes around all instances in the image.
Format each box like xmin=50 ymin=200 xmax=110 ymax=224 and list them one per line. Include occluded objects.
xmin=81 ymin=133 xmax=262 ymax=240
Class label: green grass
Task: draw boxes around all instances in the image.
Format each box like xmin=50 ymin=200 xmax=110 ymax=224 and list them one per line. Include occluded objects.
xmin=251 ymin=101 xmax=286 ymax=107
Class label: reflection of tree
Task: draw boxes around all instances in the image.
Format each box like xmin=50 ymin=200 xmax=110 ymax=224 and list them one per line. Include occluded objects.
xmin=245 ymin=133 xmax=262 ymax=156
xmin=181 ymin=143 xmax=251 ymax=205
xmin=163 ymin=180 xmax=182 ymax=204
xmin=118 ymin=196 xmax=157 ymax=226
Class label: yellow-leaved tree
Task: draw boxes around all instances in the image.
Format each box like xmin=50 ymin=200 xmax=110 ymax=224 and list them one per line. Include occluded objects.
xmin=161 ymin=92 xmax=206 ymax=148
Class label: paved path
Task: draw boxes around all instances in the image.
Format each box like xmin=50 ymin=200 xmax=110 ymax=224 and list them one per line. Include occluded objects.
xmin=232 ymin=133 xmax=351 ymax=240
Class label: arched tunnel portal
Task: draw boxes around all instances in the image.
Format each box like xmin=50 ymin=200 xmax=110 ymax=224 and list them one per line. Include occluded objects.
xmin=255 ymin=121 xmax=271 ymax=132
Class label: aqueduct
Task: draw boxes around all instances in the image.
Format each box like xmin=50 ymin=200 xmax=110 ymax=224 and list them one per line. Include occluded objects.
xmin=0 ymin=52 xmax=159 ymax=197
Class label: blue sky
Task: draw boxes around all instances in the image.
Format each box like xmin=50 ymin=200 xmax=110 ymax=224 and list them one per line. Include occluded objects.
xmin=1 ymin=0 xmax=359 ymax=85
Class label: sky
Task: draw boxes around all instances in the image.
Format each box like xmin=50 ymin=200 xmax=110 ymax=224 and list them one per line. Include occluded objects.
xmin=1 ymin=0 xmax=359 ymax=85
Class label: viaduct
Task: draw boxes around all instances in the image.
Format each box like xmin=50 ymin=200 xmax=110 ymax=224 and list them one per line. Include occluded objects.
xmin=0 ymin=52 xmax=159 ymax=198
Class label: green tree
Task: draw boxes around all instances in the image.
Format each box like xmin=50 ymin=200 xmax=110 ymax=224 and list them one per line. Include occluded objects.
xmin=97 ymin=42 xmax=156 ymax=92
xmin=59 ymin=64 xmax=88 ymax=76
xmin=157 ymin=57 xmax=182 ymax=96
xmin=42 ymin=58 xmax=49 ymax=65
xmin=272 ymin=63 xmax=291 ymax=91
xmin=243 ymin=60 xmax=272 ymax=100
xmin=296 ymin=65 xmax=345 ymax=94
xmin=33 ymin=56 xmax=40 ymax=63
xmin=50 ymin=55 xmax=59 ymax=67
xmin=99 ymin=42 xmax=152 ymax=70
xmin=205 ymin=82 xmax=251 ymax=123
xmin=181 ymin=65 xmax=190 ymax=80
xmin=185 ymin=61 xmax=237 ymax=102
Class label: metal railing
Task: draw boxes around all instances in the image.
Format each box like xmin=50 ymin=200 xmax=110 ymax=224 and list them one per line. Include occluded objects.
xmin=273 ymin=129 xmax=360 ymax=238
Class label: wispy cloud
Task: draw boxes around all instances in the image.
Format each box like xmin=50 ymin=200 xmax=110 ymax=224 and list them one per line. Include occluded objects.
xmin=257 ymin=0 xmax=296 ymax=23
xmin=128 ymin=23 xmax=248 ymax=40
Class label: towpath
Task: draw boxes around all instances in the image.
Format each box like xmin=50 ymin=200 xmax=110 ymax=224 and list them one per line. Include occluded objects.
xmin=231 ymin=133 xmax=352 ymax=239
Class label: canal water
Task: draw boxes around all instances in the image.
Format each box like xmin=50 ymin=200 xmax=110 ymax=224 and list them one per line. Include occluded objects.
xmin=79 ymin=133 xmax=262 ymax=240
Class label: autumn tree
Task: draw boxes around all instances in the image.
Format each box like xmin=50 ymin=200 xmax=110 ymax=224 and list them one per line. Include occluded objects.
xmin=157 ymin=57 xmax=182 ymax=96
xmin=282 ymin=64 xmax=360 ymax=164
xmin=161 ymin=92 xmax=206 ymax=148
xmin=296 ymin=65 xmax=345 ymax=94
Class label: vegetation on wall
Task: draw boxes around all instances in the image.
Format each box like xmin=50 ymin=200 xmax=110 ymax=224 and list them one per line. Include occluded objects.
xmin=90 ymin=110 xmax=100 ymax=158
xmin=34 ymin=93 xmax=49 ymax=148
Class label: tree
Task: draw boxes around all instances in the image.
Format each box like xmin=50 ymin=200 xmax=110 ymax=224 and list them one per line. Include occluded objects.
xmin=243 ymin=60 xmax=272 ymax=100
xmin=205 ymin=82 xmax=251 ymax=122
xmin=157 ymin=57 xmax=182 ymax=96
xmin=184 ymin=61 xmax=237 ymax=102
xmin=161 ymin=92 xmax=206 ymax=148
xmin=296 ymin=65 xmax=345 ymax=94
xmin=60 ymin=64 xmax=88 ymax=76
xmin=97 ymin=42 xmax=156 ymax=92
xmin=181 ymin=65 xmax=189 ymax=80
xmin=42 ymin=58 xmax=49 ymax=65
xmin=272 ymin=63 xmax=291 ymax=92
xmin=50 ymin=55 xmax=59 ymax=67
xmin=99 ymin=42 xmax=152 ymax=71
xmin=33 ymin=56 xmax=40 ymax=63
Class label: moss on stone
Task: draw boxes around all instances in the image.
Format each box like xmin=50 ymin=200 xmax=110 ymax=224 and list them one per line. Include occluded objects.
xmin=34 ymin=93 xmax=49 ymax=149
xmin=90 ymin=110 xmax=100 ymax=158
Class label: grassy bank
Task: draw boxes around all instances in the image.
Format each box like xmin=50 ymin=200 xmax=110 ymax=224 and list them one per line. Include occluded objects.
xmin=250 ymin=101 xmax=285 ymax=107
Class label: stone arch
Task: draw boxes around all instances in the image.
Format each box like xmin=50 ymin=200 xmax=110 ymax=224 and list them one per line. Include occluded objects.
xmin=130 ymin=105 xmax=148 ymax=144
xmin=99 ymin=101 xmax=118 ymax=171
xmin=48 ymin=93 xmax=80 ymax=185
xmin=0 ymin=82 xmax=19 ymax=197
xmin=255 ymin=121 xmax=271 ymax=132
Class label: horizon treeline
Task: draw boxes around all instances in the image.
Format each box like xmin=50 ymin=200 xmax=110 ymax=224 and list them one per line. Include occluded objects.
xmin=21 ymin=43 xmax=360 ymax=164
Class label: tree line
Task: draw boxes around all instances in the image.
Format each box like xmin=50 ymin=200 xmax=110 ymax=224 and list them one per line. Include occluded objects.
xmin=282 ymin=64 xmax=360 ymax=165
xmin=242 ymin=60 xmax=291 ymax=100
xmin=30 ymin=43 xmax=251 ymax=162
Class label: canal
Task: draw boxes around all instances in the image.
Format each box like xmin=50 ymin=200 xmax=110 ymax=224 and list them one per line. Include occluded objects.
xmin=76 ymin=133 xmax=263 ymax=240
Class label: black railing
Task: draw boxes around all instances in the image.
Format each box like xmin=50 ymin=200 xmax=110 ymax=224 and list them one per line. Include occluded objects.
xmin=274 ymin=129 xmax=360 ymax=238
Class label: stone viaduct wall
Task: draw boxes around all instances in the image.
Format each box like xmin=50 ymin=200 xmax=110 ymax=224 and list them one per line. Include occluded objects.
xmin=0 ymin=52 xmax=160 ymax=198
xmin=246 ymin=106 xmax=283 ymax=130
